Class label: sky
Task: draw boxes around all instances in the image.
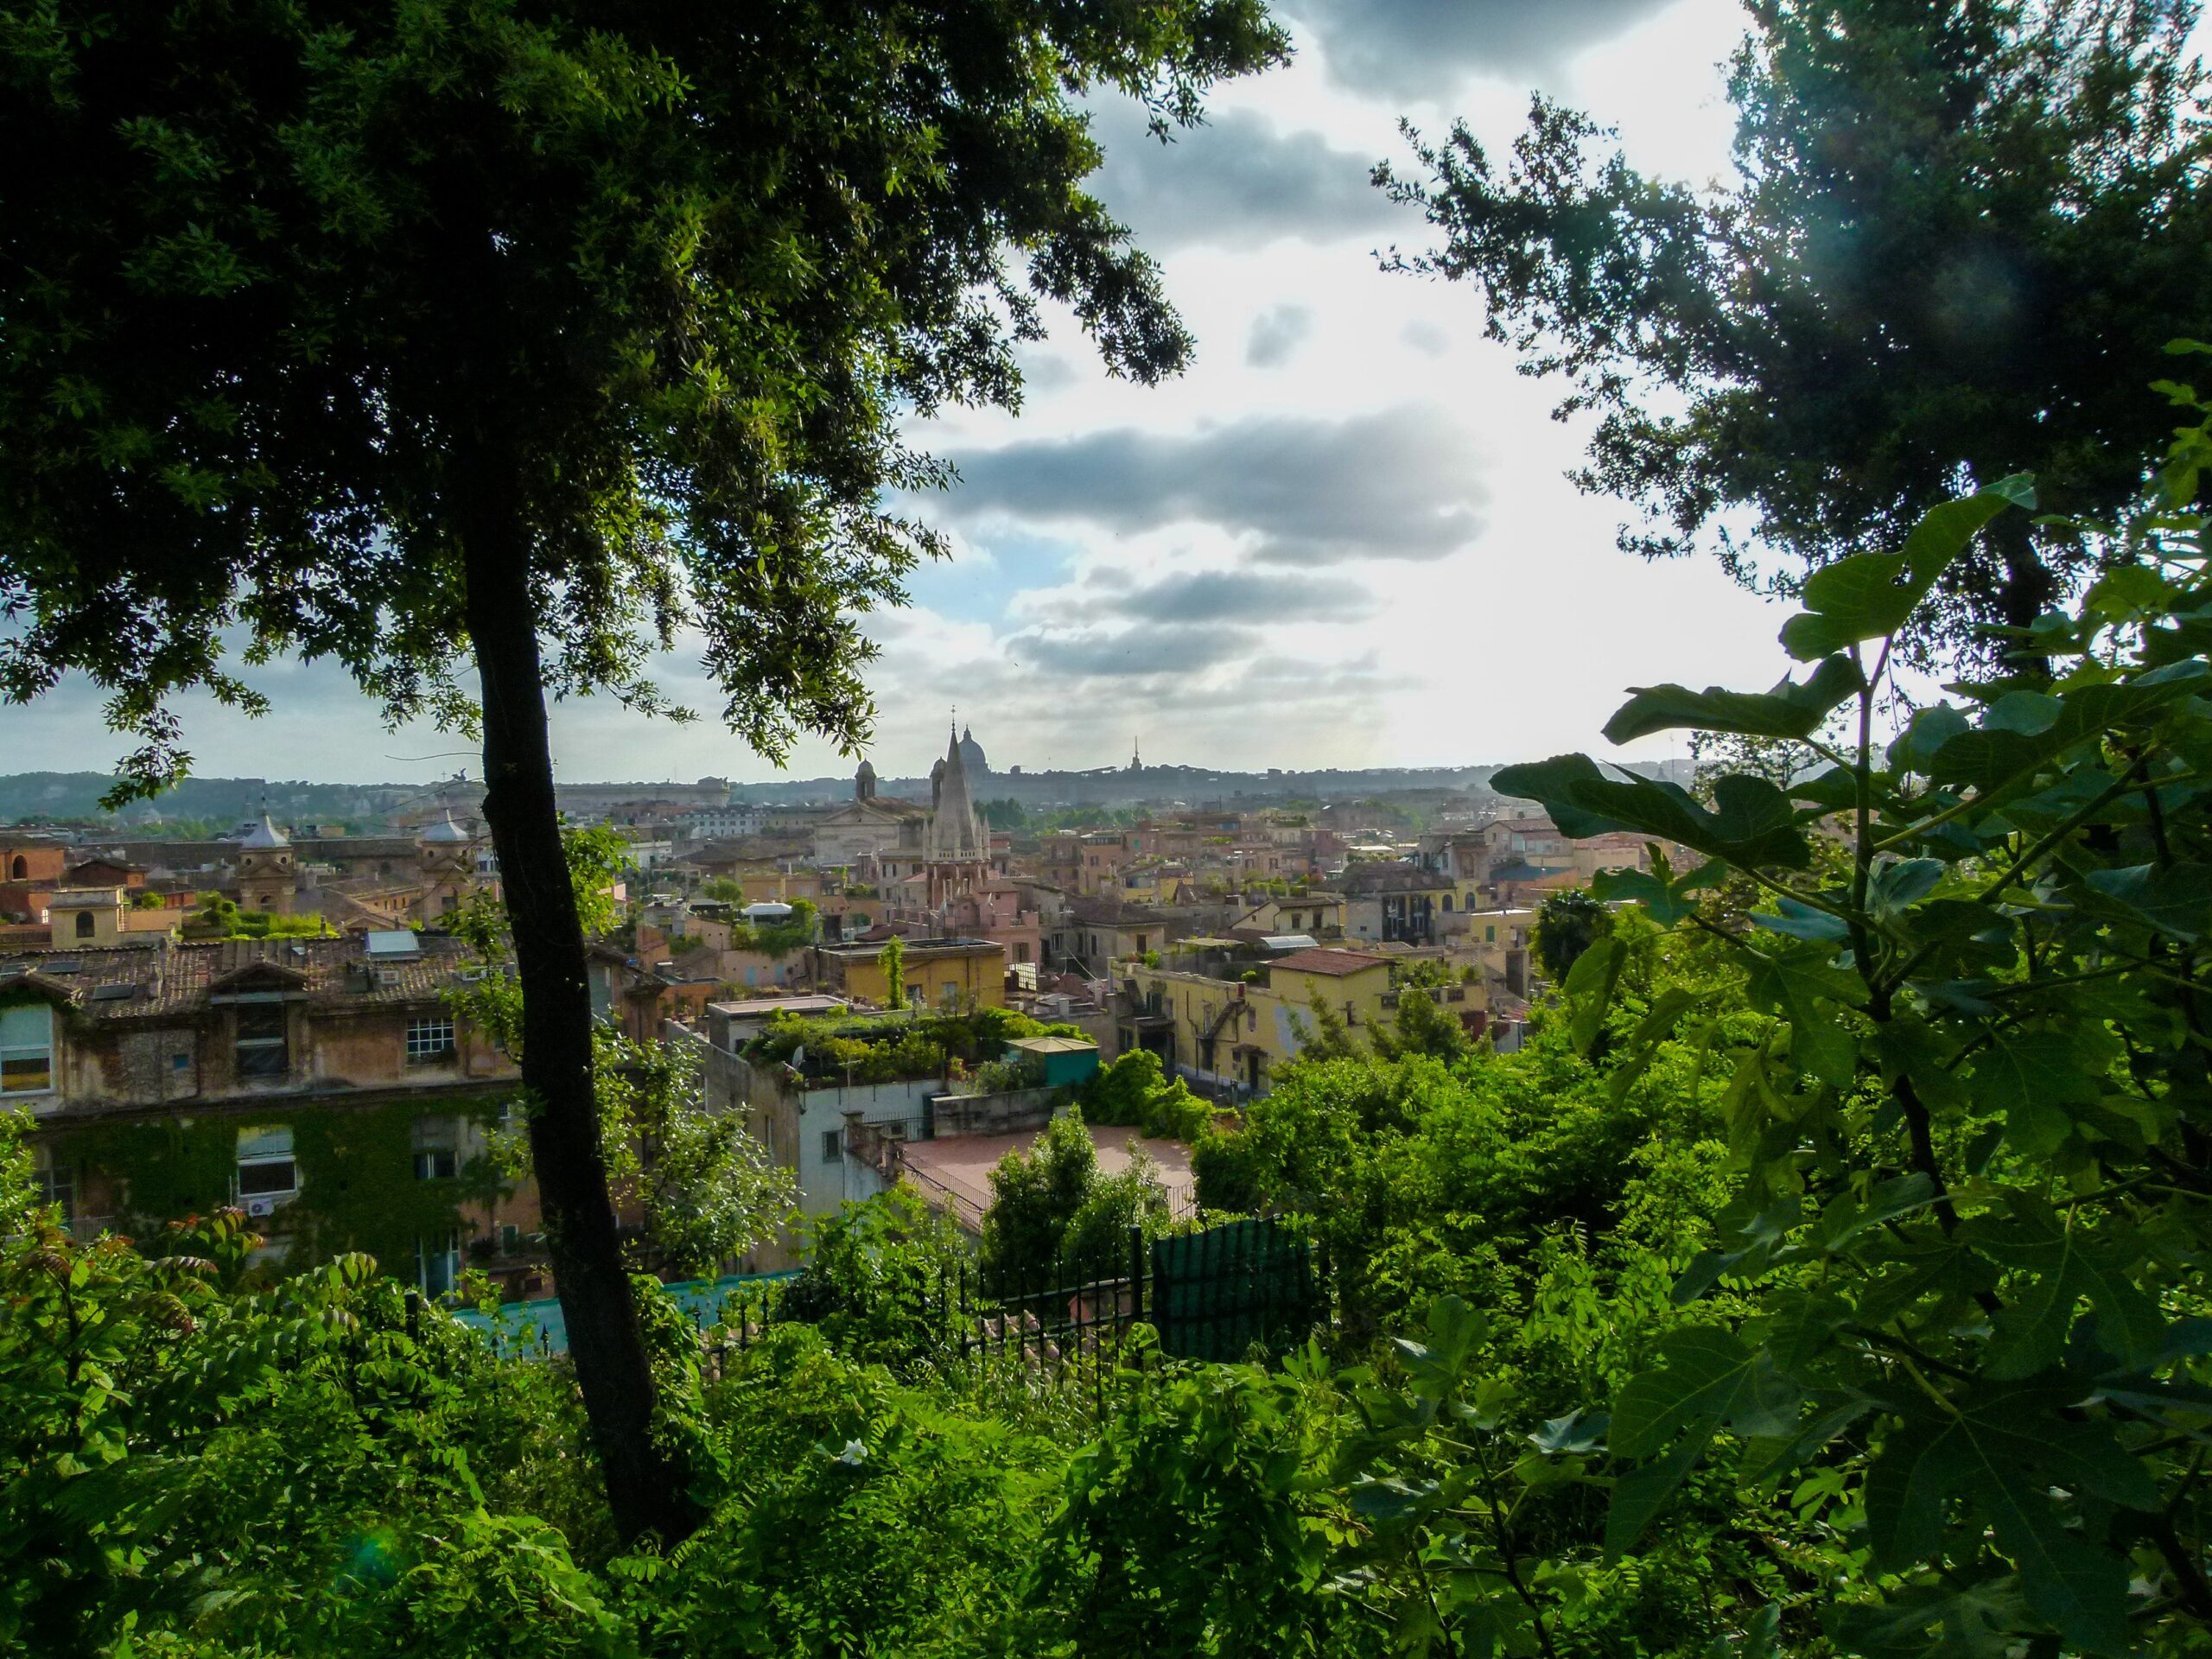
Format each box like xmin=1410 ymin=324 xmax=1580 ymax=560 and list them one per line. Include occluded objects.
xmin=9 ymin=0 xmax=1804 ymax=788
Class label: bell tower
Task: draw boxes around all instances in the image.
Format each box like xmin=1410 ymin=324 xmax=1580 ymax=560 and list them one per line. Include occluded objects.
xmin=237 ymin=810 xmax=295 ymax=914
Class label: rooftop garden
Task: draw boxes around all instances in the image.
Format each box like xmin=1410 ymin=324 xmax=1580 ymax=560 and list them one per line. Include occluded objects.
xmin=742 ymin=1003 xmax=1090 ymax=1088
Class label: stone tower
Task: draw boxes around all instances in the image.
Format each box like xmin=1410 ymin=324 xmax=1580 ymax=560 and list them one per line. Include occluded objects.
xmin=237 ymin=811 xmax=295 ymax=915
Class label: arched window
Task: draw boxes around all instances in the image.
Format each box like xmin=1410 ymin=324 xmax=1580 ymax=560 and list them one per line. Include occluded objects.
xmin=74 ymin=911 xmax=95 ymax=939
xmin=7 ymin=855 xmax=23 ymax=880
xmin=1441 ymin=893 xmax=1453 ymax=912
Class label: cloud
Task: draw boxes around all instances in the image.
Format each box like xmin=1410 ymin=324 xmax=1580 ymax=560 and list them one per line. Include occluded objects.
xmin=1054 ymin=567 xmax=1371 ymax=626
xmin=1246 ymin=304 xmax=1314 ymax=368
xmin=1013 ymin=343 xmax=1081 ymax=397
xmin=944 ymin=405 xmax=1486 ymax=566
xmin=1088 ymin=104 xmax=1402 ymax=251
xmin=1011 ymin=622 xmax=1257 ymax=678
xmin=1287 ymin=0 xmax=1675 ymax=99
xmin=1401 ymin=319 xmax=1451 ymax=357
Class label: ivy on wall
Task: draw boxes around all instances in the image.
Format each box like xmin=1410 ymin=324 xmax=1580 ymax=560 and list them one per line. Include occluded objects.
xmin=42 ymin=1095 xmax=512 ymax=1277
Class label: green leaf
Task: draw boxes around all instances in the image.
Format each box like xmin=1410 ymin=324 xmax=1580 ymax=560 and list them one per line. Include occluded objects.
xmin=1606 ymin=986 xmax=1702 ymax=1103
xmin=1867 ymin=858 xmax=1943 ymax=921
xmin=1967 ymin=1030 xmax=2109 ymax=1157
xmin=1923 ymin=663 xmax=2210 ymax=791
xmin=1749 ymin=897 xmax=1852 ymax=943
xmin=1604 ymin=1438 xmax=1700 ymax=1559
xmin=1611 ymin=1326 xmax=1799 ymax=1459
xmin=1492 ymin=757 xmax=1810 ymax=871
xmin=1564 ymin=935 xmax=1626 ymax=1054
xmin=2081 ymin=861 xmax=2212 ymax=942
xmin=1603 ymin=654 xmax=1862 ymax=743
xmin=1966 ymin=1197 xmax=2164 ymax=1376
xmin=1591 ymin=861 xmax=1708 ymax=926
xmin=1866 ymin=1389 xmax=2152 ymax=1653
xmin=1780 ymin=478 xmax=2034 ymax=660
xmin=1806 ymin=1173 xmax=1935 ymax=1252
xmin=1830 ymin=1577 xmax=2031 ymax=1659
xmin=1744 ymin=946 xmax=1866 ymax=1088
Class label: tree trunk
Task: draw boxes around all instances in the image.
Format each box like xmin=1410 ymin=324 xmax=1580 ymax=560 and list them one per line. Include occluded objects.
xmin=459 ymin=492 xmax=698 ymax=1546
xmin=1991 ymin=511 xmax=2056 ymax=639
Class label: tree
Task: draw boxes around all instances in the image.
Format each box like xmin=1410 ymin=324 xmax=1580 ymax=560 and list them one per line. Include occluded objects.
xmin=876 ymin=936 xmax=908 ymax=1012
xmin=699 ymin=878 xmax=745 ymax=906
xmin=1532 ymin=889 xmax=1611 ymax=985
xmin=1368 ymin=984 xmax=1470 ymax=1064
xmin=1383 ymin=0 xmax=2212 ymax=654
xmin=0 ymin=1 xmax=1285 ymax=1541
xmin=1490 ymin=394 xmax=2212 ymax=1655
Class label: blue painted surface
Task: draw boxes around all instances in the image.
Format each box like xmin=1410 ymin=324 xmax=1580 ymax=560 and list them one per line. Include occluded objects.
xmin=450 ymin=1269 xmax=796 ymax=1357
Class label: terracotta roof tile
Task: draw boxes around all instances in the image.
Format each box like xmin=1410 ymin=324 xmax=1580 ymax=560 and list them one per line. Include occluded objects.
xmin=1268 ymin=948 xmax=1391 ymax=977
xmin=0 ymin=933 xmax=477 ymax=1017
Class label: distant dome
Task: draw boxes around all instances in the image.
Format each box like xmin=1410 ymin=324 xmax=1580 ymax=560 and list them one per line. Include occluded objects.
xmin=420 ymin=810 xmax=472 ymax=843
xmin=238 ymin=810 xmax=289 ymax=850
xmin=957 ymin=722 xmax=988 ymax=776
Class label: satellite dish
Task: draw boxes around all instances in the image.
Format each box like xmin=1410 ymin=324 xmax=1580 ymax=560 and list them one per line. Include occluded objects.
xmin=789 ymin=1045 xmax=806 ymax=1071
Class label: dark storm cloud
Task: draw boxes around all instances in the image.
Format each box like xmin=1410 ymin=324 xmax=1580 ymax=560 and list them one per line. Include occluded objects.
xmin=1061 ymin=567 xmax=1371 ymax=626
xmin=945 ymin=404 xmax=1485 ymax=565
xmin=1246 ymin=303 xmax=1314 ymax=368
xmin=1088 ymin=103 xmax=1402 ymax=251
xmin=1287 ymin=0 xmax=1674 ymax=98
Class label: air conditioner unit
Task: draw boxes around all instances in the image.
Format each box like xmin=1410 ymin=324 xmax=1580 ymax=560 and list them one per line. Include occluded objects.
xmin=244 ymin=1196 xmax=277 ymax=1218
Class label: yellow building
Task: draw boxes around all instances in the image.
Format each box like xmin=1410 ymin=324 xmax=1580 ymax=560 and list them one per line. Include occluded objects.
xmin=1230 ymin=893 xmax=1345 ymax=939
xmin=809 ymin=938 xmax=1006 ymax=1011
xmin=1117 ymin=946 xmax=1394 ymax=1096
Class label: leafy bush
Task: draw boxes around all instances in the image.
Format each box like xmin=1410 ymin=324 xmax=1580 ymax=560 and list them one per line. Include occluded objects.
xmin=772 ymin=1189 xmax=969 ymax=1373
xmin=1079 ymin=1049 xmax=1211 ymax=1141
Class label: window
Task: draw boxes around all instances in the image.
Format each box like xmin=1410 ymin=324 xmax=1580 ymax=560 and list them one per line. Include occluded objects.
xmin=32 ymin=1151 xmax=72 ymax=1222
xmin=7 ymin=855 xmax=23 ymax=879
xmin=0 ymin=1004 xmax=54 ymax=1096
xmin=1014 ymin=942 xmax=1030 ymax=964
xmin=1485 ymin=925 xmax=1497 ymax=943
xmin=820 ymin=1128 xmax=842 ymax=1164
xmin=500 ymin=1222 xmax=521 ymax=1253
xmin=173 ymin=1051 xmax=190 ymax=1072
xmin=413 ymin=1113 xmax=460 ymax=1179
xmin=405 ymin=1017 xmax=456 ymax=1065
xmin=416 ymin=1232 xmax=460 ymax=1297
xmin=73 ymin=910 xmax=94 ymax=939
xmin=234 ymin=1003 xmax=289 ymax=1079
xmin=236 ymin=1126 xmax=297 ymax=1199
xmin=1440 ymin=894 xmax=1453 ymax=912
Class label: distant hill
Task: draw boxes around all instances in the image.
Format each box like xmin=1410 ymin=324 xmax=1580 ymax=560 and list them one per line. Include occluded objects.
xmin=0 ymin=773 xmax=427 ymax=830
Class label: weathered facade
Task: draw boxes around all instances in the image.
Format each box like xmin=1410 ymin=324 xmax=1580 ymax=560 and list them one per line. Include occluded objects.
xmin=2 ymin=933 xmax=543 ymax=1297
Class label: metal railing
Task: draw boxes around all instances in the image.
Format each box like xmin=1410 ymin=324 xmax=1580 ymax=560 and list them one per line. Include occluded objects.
xmin=694 ymin=1217 xmax=1319 ymax=1408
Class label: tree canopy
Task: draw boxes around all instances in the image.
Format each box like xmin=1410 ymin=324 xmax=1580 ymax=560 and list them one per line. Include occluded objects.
xmin=1383 ymin=0 xmax=2212 ymax=654
xmin=0 ymin=0 xmax=1287 ymax=1545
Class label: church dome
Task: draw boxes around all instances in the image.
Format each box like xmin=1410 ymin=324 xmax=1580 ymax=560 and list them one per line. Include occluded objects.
xmin=957 ymin=722 xmax=988 ymax=776
xmin=419 ymin=810 xmax=473 ymax=844
xmin=238 ymin=810 xmax=289 ymax=850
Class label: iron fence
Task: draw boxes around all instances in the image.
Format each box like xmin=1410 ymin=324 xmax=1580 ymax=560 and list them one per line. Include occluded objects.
xmin=692 ymin=1217 xmax=1319 ymax=1405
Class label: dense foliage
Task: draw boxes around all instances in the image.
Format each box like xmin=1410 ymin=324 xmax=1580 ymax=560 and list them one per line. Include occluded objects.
xmin=20 ymin=385 xmax=2212 ymax=1659
xmin=1486 ymin=388 xmax=2212 ymax=1656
